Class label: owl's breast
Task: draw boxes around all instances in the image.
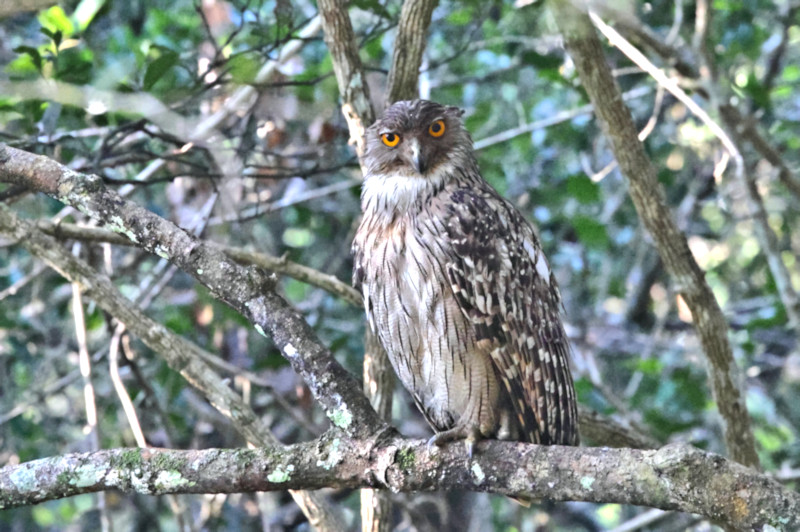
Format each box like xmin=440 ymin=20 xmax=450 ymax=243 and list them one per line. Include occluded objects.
xmin=354 ymin=207 xmax=482 ymax=429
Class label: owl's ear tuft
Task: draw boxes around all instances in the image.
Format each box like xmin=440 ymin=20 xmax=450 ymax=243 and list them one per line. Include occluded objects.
xmin=445 ymin=106 xmax=466 ymax=117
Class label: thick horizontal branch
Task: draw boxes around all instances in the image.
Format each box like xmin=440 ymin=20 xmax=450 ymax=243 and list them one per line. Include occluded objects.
xmin=0 ymin=143 xmax=383 ymax=440
xmin=1 ymin=437 xmax=797 ymax=530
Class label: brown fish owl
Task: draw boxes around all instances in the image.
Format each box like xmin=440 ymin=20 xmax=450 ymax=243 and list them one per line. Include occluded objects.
xmin=353 ymin=100 xmax=579 ymax=450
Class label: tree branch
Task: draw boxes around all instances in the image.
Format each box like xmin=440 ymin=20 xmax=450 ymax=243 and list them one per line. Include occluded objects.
xmin=549 ymin=1 xmax=760 ymax=467
xmin=385 ymin=0 xmax=439 ymax=104
xmin=0 ymin=143 xmax=385 ymax=442
xmin=33 ymin=220 xmax=363 ymax=307
xmin=10 ymin=150 xmax=658 ymax=449
xmin=0 ymin=202 xmax=352 ymax=529
xmin=1 ymin=437 xmax=797 ymax=530
xmin=317 ymin=0 xmax=375 ymax=155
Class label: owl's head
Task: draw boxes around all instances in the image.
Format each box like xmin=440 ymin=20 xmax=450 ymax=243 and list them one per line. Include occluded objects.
xmin=364 ymin=100 xmax=473 ymax=179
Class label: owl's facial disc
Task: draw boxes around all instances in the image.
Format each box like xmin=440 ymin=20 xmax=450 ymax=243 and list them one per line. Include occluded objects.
xmin=371 ymin=100 xmax=463 ymax=178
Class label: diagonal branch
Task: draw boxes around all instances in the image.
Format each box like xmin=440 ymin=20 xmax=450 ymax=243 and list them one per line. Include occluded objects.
xmin=0 ymin=143 xmax=385 ymax=441
xmin=549 ymin=1 xmax=759 ymax=468
xmin=1 ymin=437 xmax=798 ymax=530
xmin=0 ymin=202 xmax=350 ymax=529
xmin=25 ymin=174 xmax=659 ymax=451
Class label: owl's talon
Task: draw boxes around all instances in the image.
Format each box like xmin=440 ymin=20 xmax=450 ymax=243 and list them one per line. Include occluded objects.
xmin=464 ymin=439 xmax=474 ymax=459
xmin=427 ymin=425 xmax=482 ymax=458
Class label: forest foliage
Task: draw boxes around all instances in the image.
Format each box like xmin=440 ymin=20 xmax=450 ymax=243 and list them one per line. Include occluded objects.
xmin=1 ymin=0 xmax=799 ymax=530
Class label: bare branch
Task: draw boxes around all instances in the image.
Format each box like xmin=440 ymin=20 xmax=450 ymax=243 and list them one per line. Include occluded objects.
xmin=718 ymin=104 xmax=800 ymax=201
xmin=32 ymin=219 xmax=362 ymax=307
xmin=473 ymin=86 xmax=651 ymax=151
xmin=576 ymin=405 xmax=659 ymax=450
xmin=550 ymin=1 xmax=759 ymax=468
xmin=385 ymin=0 xmax=439 ymax=104
xmin=587 ymin=1 xmax=699 ymax=79
xmin=224 ymin=245 xmax=362 ymax=307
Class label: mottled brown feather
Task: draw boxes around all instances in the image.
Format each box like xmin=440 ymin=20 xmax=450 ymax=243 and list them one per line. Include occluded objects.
xmin=353 ymin=99 xmax=579 ymax=447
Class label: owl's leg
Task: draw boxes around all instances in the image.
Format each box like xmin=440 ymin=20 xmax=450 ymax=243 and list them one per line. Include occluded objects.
xmin=427 ymin=424 xmax=483 ymax=458
xmin=427 ymin=399 xmax=493 ymax=457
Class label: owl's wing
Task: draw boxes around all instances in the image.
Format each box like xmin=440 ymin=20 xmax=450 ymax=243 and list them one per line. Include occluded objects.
xmin=443 ymin=187 xmax=578 ymax=445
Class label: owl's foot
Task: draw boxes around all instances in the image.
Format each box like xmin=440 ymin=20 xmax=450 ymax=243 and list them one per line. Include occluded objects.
xmin=427 ymin=425 xmax=483 ymax=458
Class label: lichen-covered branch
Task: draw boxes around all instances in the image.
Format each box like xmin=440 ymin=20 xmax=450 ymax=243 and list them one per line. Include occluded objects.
xmin=0 ymin=203 xmax=351 ymax=530
xmin=0 ymin=143 xmax=384 ymax=442
xmin=1 ymin=438 xmax=797 ymax=530
xmin=549 ymin=1 xmax=760 ymax=468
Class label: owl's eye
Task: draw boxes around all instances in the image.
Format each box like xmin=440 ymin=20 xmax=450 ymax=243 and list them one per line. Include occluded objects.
xmin=381 ymin=133 xmax=400 ymax=147
xmin=428 ymin=120 xmax=445 ymax=138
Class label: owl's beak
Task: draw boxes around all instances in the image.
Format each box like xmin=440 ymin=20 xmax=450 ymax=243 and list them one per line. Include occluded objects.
xmin=408 ymin=138 xmax=427 ymax=174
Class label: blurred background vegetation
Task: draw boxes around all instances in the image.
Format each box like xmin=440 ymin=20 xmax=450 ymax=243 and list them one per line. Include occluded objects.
xmin=0 ymin=0 xmax=798 ymax=530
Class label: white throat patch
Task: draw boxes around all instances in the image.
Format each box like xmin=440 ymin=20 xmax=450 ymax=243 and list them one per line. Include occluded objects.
xmin=362 ymin=160 xmax=456 ymax=223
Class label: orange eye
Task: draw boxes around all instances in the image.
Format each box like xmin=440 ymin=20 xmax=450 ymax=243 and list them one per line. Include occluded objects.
xmin=428 ymin=119 xmax=445 ymax=137
xmin=381 ymin=132 xmax=400 ymax=147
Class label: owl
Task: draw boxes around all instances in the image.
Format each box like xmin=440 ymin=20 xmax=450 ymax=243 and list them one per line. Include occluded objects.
xmin=352 ymin=100 xmax=579 ymax=451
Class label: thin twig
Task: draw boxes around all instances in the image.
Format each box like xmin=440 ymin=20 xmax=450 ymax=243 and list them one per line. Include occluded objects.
xmin=109 ymin=324 xmax=148 ymax=448
xmin=588 ymin=11 xmax=743 ymax=178
xmin=71 ymin=281 xmax=110 ymax=532
xmin=473 ymin=86 xmax=651 ymax=151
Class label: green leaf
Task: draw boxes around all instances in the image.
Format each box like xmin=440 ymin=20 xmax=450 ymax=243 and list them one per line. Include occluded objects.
xmin=572 ymin=215 xmax=609 ymax=249
xmin=39 ymin=27 xmax=63 ymax=49
xmin=32 ymin=507 xmax=57 ymax=527
xmin=782 ymin=64 xmax=800 ymax=83
xmin=228 ymin=53 xmax=260 ymax=84
xmin=633 ymin=358 xmax=663 ymax=375
xmin=566 ymin=174 xmax=600 ymax=204
xmin=447 ymin=9 xmax=472 ymax=26
xmin=54 ymin=48 xmax=93 ymax=84
xmin=12 ymin=46 xmax=42 ymax=72
xmin=38 ymin=6 xmax=74 ymax=37
xmin=164 ymin=306 xmax=193 ymax=335
xmin=351 ymin=0 xmax=391 ymax=18
xmin=282 ymin=227 xmax=314 ymax=248
xmin=742 ymin=72 xmax=770 ymax=110
xmin=143 ymin=49 xmax=179 ymax=90
xmin=521 ymin=50 xmax=561 ymax=70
